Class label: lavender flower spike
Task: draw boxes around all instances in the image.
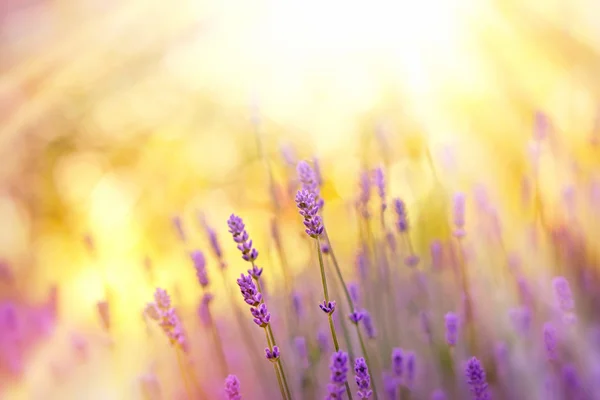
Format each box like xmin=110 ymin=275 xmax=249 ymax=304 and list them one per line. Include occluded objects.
xmin=250 ymin=303 xmax=271 ymax=327
xmin=355 ymin=357 xmax=373 ymax=399
xmin=453 ymin=193 xmax=466 ymax=237
xmin=552 ymin=276 xmax=574 ymax=313
xmin=295 ymin=189 xmax=324 ymax=238
xmin=190 ymin=250 xmax=209 ymax=288
xmin=236 ymin=274 xmax=262 ymax=306
xmin=543 ymin=322 xmax=558 ymax=360
xmin=145 ymin=288 xmax=187 ymax=351
xmin=465 ymin=357 xmax=490 ymax=400
xmin=227 ymin=214 xmax=258 ymax=262
xmin=393 ymin=198 xmax=409 ymax=233
xmin=362 ymin=310 xmax=377 ymax=339
xmin=373 ymin=166 xmax=386 ymax=211
xmin=297 ymin=160 xmax=324 ymax=208
xmin=445 ymin=312 xmax=459 ymax=346
xmin=392 ymin=348 xmax=403 ymax=377
xmin=327 ymin=351 xmax=349 ymax=399
xmin=224 ymin=374 xmax=242 ymax=400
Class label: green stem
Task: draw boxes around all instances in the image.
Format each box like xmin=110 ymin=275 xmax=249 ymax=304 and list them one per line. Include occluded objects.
xmin=265 ymin=328 xmax=287 ymax=400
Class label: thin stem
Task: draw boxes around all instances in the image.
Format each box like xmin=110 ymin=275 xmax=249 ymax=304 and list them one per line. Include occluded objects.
xmin=328 ymin=315 xmax=340 ymax=350
xmin=273 ymin=363 xmax=287 ymax=400
xmin=175 ymin=347 xmax=195 ymax=400
xmin=207 ymin=307 xmax=229 ymax=378
xmin=316 ymin=237 xmax=330 ymax=301
xmin=356 ymin=326 xmax=380 ymax=400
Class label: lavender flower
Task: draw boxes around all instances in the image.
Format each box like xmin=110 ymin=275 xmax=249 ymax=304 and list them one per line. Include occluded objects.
xmin=317 ymin=330 xmax=330 ymax=353
xmin=320 ymin=300 xmax=336 ymax=315
xmin=349 ymin=283 xmax=360 ymax=305
xmin=225 ymin=374 xmax=242 ymax=400
xmin=227 ymin=214 xmax=258 ymax=262
xmin=453 ymin=193 xmax=466 ymax=237
xmin=392 ymin=348 xmax=403 ymax=377
xmin=236 ymin=274 xmax=262 ymax=306
xmin=327 ymin=351 xmax=349 ymax=399
xmin=294 ymin=336 xmax=309 ymax=368
xmin=349 ymin=310 xmax=364 ymax=324
xmin=509 ymin=306 xmax=532 ymax=334
xmin=356 ymin=251 xmax=368 ymax=281
xmin=543 ymin=322 xmax=558 ymax=360
xmin=362 ymin=310 xmax=376 ymax=339
xmin=562 ymin=364 xmax=582 ymax=397
xmin=297 ymin=160 xmax=324 ymax=208
xmin=432 ymin=389 xmax=447 ymax=400
xmin=465 ymin=357 xmax=490 ymax=400
xmin=445 ymin=312 xmax=458 ymax=346
xmin=355 ymin=357 xmax=373 ymax=399
xmin=295 ymin=189 xmax=324 ymax=238
xmin=146 ymin=288 xmax=187 ymax=350
xmin=393 ymin=198 xmax=409 ymax=233
xmin=373 ymin=167 xmax=386 ymax=211
xmin=384 ymin=373 xmax=398 ymax=400
xmin=190 ymin=250 xmax=209 ymax=288
xmin=552 ymin=276 xmax=574 ymax=313
xmin=265 ymin=346 xmax=280 ymax=362
xmin=251 ymin=303 xmax=271 ymax=327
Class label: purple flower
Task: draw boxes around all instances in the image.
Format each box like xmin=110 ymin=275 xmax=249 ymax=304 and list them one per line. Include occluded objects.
xmin=349 ymin=310 xmax=364 ymax=324
xmin=392 ymin=348 xmax=403 ymax=377
xmin=317 ymin=330 xmax=330 ymax=353
xmin=250 ymin=303 xmax=271 ymax=327
xmin=236 ymin=274 xmax=262 ymax=306
xmin=147 ymin=288 xmax=187 ymax=350
xmin=349 ymin=283 xmax=360 ymax=305
xmin=297 ymin=160 xmax=324 ymax=208
xmin=292 ymin=292 xmax=303 ymax=317
xmin=355 ymin=357 xmax=373 ymax=399
xmin=453 ymin=193 xmax=466 ymax=237
xmin=320 ymin=300 xmax=336 ymax=315
xmin=445 ymin=312 xmax=458 ymax=346
xmin=465 ymin=357 xmax=490 ymax=400
xmin=373 ymin=167 xmax=386 ymax=212
xmin=227 ymin=214 xmax=259 ymax=262
xmin=247 ymin=264 xmax=263 ymax=279
xmin=384 ymin=373 xmax=398 ymax=400
xmin=190 ymin=251 xmax=209 ymax=288
xmin=265 ymin=346 xmax=280 ymax=362
xmin=294 ymin=336 xmax=309 ymax=368
xmin=562 ymin=364 xmax=583 ymax=398
xmin=356 ymin=251 xmax=368 ymax=281
xmin=362 ymin=310 xmax=376 ymax=339
xmin=509 ymin=306 xmax=531 ymax=334
xmin=224 ymin=374 xmax=242 ymax=400
xmin=543 ymin=322 xmax=558 ymax=360
xmin=552 ymin=276 xmax=574 ymax=313
xmin=432 ymin=389 xmax=447 ymax=400
xmin=295 ymin=190 xmax=324 ymax=238
xmin=393 ymin=198 xmax=409 ymax=233
xmin=329 ymin=350 xmax=349 ymax=387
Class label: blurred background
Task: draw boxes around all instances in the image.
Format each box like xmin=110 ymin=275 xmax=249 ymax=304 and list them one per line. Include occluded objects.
xmin=1 ymin=0 xmax=600 ymax=399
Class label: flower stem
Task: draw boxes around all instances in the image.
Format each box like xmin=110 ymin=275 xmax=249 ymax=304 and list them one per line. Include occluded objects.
xmin=356 ymin=323 xmax=380 ymax=400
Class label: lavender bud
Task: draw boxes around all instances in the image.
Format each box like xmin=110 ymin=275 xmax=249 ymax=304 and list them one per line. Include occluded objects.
xmin=355 ymin=357 xmax=373 ymax=399
xmin=190 ymin=251 xmax=209 ymax=288
xmin=552 ymin=276 xmax=574 ymax=313
xmin=356 ymin=251 xmax=368 ymax=281
xmin=349 ymin=310 xmax=364 ymax=324
xmin=393 ymin=198 xmax=409 ymax=233
xmin=292 ymin=291 xmax=303 ymax=318
xmin=224 ymin=374 xmax=242 ymax=400
xmin=445 ymin=312 xmax=459 ymax=346
xmin=362 ymin=310 xmax=376 ymax=339
xmin=319 ymin=300 xmax=336 ymax=315
xmin=327 ymin=350 xmax=349 ymax=398
xmin=392 ymin=348 xmax=403 ymax=377
xmin=465 ymin=357 xmax=490 ymax=400
xmin=265 ymin=346 xmax=280 ymax=362
xmin=349 ymin=282 xmax=360 ymax=305
xmin=250 ymin=303 xmax=271 ymax=327
xmin=227 ymin=214 xmax=259 ymax=262
xmin=295 ymin=190 xmax=324 ymax=238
